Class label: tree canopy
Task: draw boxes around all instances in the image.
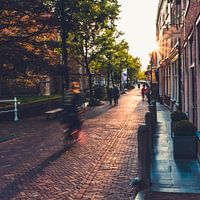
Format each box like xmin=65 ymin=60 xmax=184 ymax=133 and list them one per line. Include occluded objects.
xmin=0 ymin=0 xmax=59 ymax=79
xmin=1 ymin=0 xmax=142 ymax=98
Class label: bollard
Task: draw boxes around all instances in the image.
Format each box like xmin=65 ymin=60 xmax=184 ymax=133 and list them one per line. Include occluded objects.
xmin=138 ymin=124 xmax=151 ymax=188
xmin=14 ymin=97 xmax=19 ymax=122
xmin=151 ymin=101 xmax=157 ymax=123
xmin=145 ymin=112 xmax=153 ymax=156
xmin=148 ymin=105 xmax=156 ymax=133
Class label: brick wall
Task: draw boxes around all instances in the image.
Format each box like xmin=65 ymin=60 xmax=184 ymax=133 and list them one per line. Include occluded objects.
xmin=184 ymin=1 xmax=200 ymax=40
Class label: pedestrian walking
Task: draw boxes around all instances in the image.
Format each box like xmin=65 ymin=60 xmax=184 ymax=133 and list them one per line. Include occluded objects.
xmin=141 ymin=84 xmax=146 ymax=101
xmin=145 ymin=84 xmax=151 ymax=105
xmin=107 ymin=87 xmax=113 ymax=105
xmin=113 ymin=85 xmax=120 ymax=106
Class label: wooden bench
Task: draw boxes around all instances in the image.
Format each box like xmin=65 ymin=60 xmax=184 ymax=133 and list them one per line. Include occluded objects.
xmin=45 ymin=108 xmax=64 ymax=119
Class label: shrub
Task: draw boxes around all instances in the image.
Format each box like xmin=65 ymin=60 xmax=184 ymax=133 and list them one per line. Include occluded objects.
xmin=174 ymin=120 xmax=196 ymax=136
xmin=171 ymin=111 xmax=188 ymax=122
xmin=89 ymin=98 xmax=103 ymax=106
xmin=94 ymin=86 xmax=106 ymax=100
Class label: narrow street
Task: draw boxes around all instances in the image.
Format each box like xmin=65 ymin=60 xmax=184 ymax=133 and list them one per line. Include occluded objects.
xmin=0 ymin=89 xmax=148 ymax=200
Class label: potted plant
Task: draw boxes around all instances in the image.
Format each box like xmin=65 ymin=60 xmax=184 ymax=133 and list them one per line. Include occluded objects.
xmin=173 ymin=120 xmax=197 ymax=159
xmin=171 ymin=111 xmax=188 ymax=136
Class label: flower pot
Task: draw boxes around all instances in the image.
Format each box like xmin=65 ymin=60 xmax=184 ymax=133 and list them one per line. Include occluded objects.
xmin=196 ymin=132 xmax=200 ymax=163
xmin=173 ymin=135 xmax=197 ymax=159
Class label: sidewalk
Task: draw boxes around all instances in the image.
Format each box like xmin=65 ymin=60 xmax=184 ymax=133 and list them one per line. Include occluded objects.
xmin=149 ymin=103 xmax=200 ymax=198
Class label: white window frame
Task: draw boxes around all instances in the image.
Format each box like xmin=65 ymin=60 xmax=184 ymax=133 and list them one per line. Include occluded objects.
xmin=196 ymin=15 xmax=200 ymax=65
xmin=184 ymin=0 xmax=190 ymax=17
xmin=188 ymin=32 xmax=194 ymax=68
xmin=195 ymin=15 xmax=200 ymax=130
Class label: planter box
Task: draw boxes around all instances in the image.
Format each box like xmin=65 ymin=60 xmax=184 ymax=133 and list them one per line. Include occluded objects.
xmin=197 ymin=132 xmax=200 ymax=163
xmin=173 ymin=134 xmax=197 ymax=159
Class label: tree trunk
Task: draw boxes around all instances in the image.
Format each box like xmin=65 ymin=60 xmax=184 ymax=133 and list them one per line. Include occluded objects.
xmin=106 ymin=63 xmax=111 ymax=93
xmin=61 ymin=31 xmax=69 ymax=90
xmin=60 ymin=0 xmax=69 ymax=90
xmin=84 ymin=38 xmax=94 ymax=105
xmin=120 ymin=68 xmax=122 ymax=91
xmin=85 ymin=66 xmax=93 ymax=105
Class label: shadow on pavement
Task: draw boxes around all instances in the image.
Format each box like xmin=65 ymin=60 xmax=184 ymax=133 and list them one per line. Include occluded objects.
xmin=82 ymin=103 xmax=113 ymax=120
xmin=0 ymin=147 xmax=67 ymax=199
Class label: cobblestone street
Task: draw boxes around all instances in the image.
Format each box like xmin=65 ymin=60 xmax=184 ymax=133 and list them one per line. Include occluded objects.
xmin=0 ymin=89 xmax=148 ymax=200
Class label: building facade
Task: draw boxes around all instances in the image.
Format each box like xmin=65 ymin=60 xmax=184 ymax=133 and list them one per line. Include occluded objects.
xmin=156 ymin=0 xmax=200 ymax=130
xmin=181 ymin=0 xmax=200 ymax=129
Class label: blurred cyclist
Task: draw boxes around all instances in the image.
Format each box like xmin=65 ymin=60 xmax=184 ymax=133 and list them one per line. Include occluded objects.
xmin=61 ymin=82 xmax=82 ymax=134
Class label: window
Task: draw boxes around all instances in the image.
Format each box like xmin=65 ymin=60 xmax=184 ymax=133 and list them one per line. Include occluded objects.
xmin=172 ymin=63 xmax=175 ymax=98
xmin=174 ymin=61 xmax=178 ymax=100
xmin=168 ymin=67 xmax=171 ymax=95
xmin=164 ymin=68 xmax=167 ymax=95
xmin=189 ymin=35 xmax=193 ymax=65
xmin=184 ymin=46 xmax=187 ymax=67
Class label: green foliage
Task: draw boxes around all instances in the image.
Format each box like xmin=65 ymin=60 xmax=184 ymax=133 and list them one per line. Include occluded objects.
xmin=174 ymin=120 xmax=196 ymax=136
xmin=88 ymin=98 xmax=103 ymax=107
xmin=94 ymin=86 xmax=106 ymax=100
xmin=0 ymin=95 xmax=61 ymax=108
xmin=1 ymin=0 xmax=58 ymax=78
xmin=171 ymin=111 xmax=188 ymax=122
xmin=66 ymin=0 xmax=120 ymax=102
xmin=2 ymin=0 xmax=142 ymax=101
xmin=92 ymin=28 xmax=141 ymax=88
xmin=18 ymin=95 xmax=61 ymax=104
xmin=69 ymin=1 xmax=120 ymax=67
xmin=137 ymin=71 xmax=146 ymax=81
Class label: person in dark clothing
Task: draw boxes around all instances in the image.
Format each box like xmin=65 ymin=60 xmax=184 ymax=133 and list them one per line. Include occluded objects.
xmin=113 ymin=86 xmax=120 ymax=106
xmin=141 ymin=84 xmax=146 ymax=101
xmin=108 ymin=87 xmax=113 ymax=105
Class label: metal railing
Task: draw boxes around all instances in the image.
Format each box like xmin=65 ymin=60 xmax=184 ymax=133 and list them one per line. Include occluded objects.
xmin=0 ymin=97 xmax=20 ymax=121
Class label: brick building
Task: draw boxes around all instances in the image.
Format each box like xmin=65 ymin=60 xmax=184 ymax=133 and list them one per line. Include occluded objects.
xmin=156 ymin=0 xmax=200 ymax=130
xmin=181 ymin=0 xmax=200 ymax=129
xmin=156 ymin=0 xmax=181 ymax=108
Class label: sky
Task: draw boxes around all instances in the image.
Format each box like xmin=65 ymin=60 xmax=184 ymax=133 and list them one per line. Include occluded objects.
xmin=117 ymin=0 xmax=159 ymax=71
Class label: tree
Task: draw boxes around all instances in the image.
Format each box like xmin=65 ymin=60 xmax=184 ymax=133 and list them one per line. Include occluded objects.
xmin=93 ymin=28 xmax=122 ymax=91
xmin=126 ymin=56 xmax=141 ymax=85
xmin=68 ymin=0 xmax=120 ymax=104
xmin=137 ymin=71 xmax=146 ymax=81
xmin=0 ymin=0 xmax=58 ymax=80
xmin=86 ymin=29 xmax=141 ymax=92
xmin=48 ymin=0 xmax=81 ymax=91
xmin=110 ymin=40 xmax=129 ymax=90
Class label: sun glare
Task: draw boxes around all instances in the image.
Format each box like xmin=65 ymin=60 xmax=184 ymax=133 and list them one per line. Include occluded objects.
xmin=150 ymin=40 xmax=159 ymax=52
xmin=117 ymin=0 xmax=159 ymax=69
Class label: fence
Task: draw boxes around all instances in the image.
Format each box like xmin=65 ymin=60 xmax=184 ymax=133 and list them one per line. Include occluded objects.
xmin=0 ymin=97 xmax=19 ymax=121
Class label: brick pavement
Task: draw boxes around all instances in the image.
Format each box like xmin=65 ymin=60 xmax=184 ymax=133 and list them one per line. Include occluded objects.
xmin=1 ymin=90 xmax=199 ymax=200
xmin=0 ymin=89 xmax=148 ymax=200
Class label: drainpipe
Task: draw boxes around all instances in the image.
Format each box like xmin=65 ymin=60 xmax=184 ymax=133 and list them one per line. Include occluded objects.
xmin=178 ymin=38 xmax=182 ymax=110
